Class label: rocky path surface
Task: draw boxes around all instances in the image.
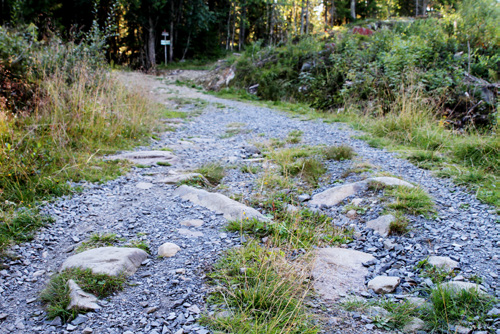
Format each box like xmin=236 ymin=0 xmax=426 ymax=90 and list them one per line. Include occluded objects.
xmin=0 ymin=70 xmax=498 ymax=334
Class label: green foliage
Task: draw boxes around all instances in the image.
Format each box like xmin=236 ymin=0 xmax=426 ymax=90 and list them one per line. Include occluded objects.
xmin=422 ymin=284 xmax=496 ymax=331
xmin=40 ymin=268 xmax=125 ymax=322
xmin=0 ymin=209 xmax=53 ymax=253
xmin=195 ymin=162 xmax=226 ymax=185
xmin=240 ymin=164 xmax=260 ymax=174
xmin=286 ymin=130 xmax=303 ymax=144
xmin=203 ymin=241 xmax=318 ymax=334
xmin=229 ymin=195 xmax=352 ymax=248
xmin=323 ymin=145 xmax=355 ymax=161
xmin=416 ymin=259 xmax=457 ymax=284
xmin=75 ymin=233 xmax=119 ymax=253
xmin=385 ymin=186 xmax=435 ymax=216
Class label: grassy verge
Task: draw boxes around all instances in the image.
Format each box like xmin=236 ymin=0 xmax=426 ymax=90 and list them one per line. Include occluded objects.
xmin=209 ymin=88 xmax=499 ymax=208
xmin=40 ymin=268 xmax=125 ymax=322
xmin=0 ymin=50 xmax=175 ymax=256
xmin=202 ymin=241 xmax=318 ymax=334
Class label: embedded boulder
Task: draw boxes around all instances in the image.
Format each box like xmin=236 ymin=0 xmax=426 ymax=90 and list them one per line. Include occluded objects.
xmin=157 ymin=172 xmax=205 ymax=184
xmin=173 ymin=185 xmax=267 ymax=221
xmin=366 ymin=214 xmax=395 ymax=237
xmin=107 ymin=150 xmax=179 ymax=166
xmin=368 ymin=276 xmax=400 ymax=294
xmin=309 ymin=177 xmax=414 ymax=207
xmin=67 ymin=279 xmax=100 ymax=311
xmin=427 ymin=256 xmax=459 ymax=271
xmin=312 ymin=248 xmax=375 ymax=300
xmin=61 ymin=247 xmax=148 ymax=277
xmin=158 ymin=242 xmax=181 ymax=258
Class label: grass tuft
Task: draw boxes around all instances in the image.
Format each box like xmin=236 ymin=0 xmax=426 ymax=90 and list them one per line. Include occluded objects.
xmin=40 ymin=268 xmax=125 ymax=322
xmin=386 ymin=186 xmax=435 ymax=216
xmin=323 ymin=145 xmax=355 ymax=161
xmin=202 ymin=241 xmax=318 ymax=334
xmin=195 ymin=163 xmax=226 ymax=185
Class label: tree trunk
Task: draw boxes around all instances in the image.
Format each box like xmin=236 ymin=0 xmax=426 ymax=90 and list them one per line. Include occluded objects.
xmin=169 ymin=1 xmax=174 ymax=62
xmin=330 ymin=0 xmax=335 ymax=25
xmin=324 ymin=0 xmax=328 ymax=26
xmin=230 ymin=5 xmax=236 ymax=51
xmin=239 ymin=1 xmax=247 ymax=51
xmin=415 ymin=0 xmax=419 ymax=16
xmin=305 ymin=0 xmax=310 ymax=34
xmin=350 ymin=0 xmax=356 ymax=20
xmin=226 ymin=2 xmax=232 ymax=50
xmin=147 ymin=15 xmax=156 ymax=70
xmin=300 ymin=0 xmax=304 ymax=34
xmin=181 ymin=32 xmax=191 ymax=61
xmin=422 ymin=0 xmax=428 ymax=16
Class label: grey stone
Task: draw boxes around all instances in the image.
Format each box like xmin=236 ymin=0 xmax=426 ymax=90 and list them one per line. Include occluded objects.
xmin=82 ymin=328 xmax=93 ymax=334
xmin=366 ymin=215 xmax=395 ymax=237
xmin=178 ymin=228 xmax=204 ymax=238
xmin=367 ymin=276 xmax=400 ymax=294
xmin=136 ymin=182 xmax=154 ymax=190
xmin=61 ymin=247 xmax=148 ymax=277
xmin=158 ymin=173 xmax=205 ymax=184
xmin=180 ymin=219 xmax=204 ymax=227
xmin=310 ymin=182 xmax=368 ymax=207
xmin=403 ymin=317 xmax=426 ymax=333
xmin=67 ymin=280 xmax=100 ymax=311
xmin=427 ymin=256 xmax=459 ymax=271
xmin=107 ymin=150 xmax=179 ymax=166
xmin=173 ymin=185 xmax=267 ymax=221
xmin=312 ymin=248 xmax=375 ymax=300
xmin=158 ymin=242 xmax=181 ymax=257
xmin=441 ymin=281 xmax=486 ymax=295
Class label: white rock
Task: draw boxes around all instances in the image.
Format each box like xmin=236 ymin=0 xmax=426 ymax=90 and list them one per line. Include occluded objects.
xmin=403 ymin=317 xmax=426 ymax=333
xmin=312 ymin=248 xmax=375 ymax=300
xmin=187 ymin=305 xmax=201 ymax=314
xmin=368 ymin=177 xmax=414 ymax=188
xmin=346 ymin=210 xmax=357 ymax=218
xmin=157 ymin=173 xmax=205 ymax=184
xmin=136 ymin=182 xmax=154 ymax=190
xmin=66 ymin=280 xmax=100 ymax=311
xmin=158 ymin=243 xmax=181 ymax=258
xmin=309 ymin=177 xmax=414 ymax=207
xmin=366 ymin=306 xmax=389 ymax=318
xmin=440 ymin=281 xmax=486 ymax=294
xmin=368 ymin=276 xmax=400 ymax=294
xmin=178 ymin=228 xmax=204 ymax=238
xmin=173 ymin=185 xmax=267 ymax=221
xmin=427 ymin=256 xmax=459 ymax=271
xmin=351 ymin=198 xmax=363 ymax=206
xmin=310 ymin=182 xmax=368 ymax=207
xmin=180 ymin=219 xmax=204 ymax=227
xmin=107 ymin=150 xmax=179 ymax=166
xmin=61 ymin=247 xmax=148 ymax=277
xmin=82 ymin=328 xmax=93 ymax=334
xmin=366 ymin=214 xmax=395 ymax=237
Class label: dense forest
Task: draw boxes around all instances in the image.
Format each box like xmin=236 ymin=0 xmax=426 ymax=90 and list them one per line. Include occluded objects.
xmin=0 ymin=0 xmax=471 ymax=69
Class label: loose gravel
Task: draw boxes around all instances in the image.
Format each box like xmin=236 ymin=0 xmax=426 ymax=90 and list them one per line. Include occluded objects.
xmin=0 ymin=71 xmax=498 ymax=334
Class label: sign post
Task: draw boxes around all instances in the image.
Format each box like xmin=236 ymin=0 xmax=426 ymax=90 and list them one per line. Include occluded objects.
xmin=161 ymin=31 xmax=170 ymax=65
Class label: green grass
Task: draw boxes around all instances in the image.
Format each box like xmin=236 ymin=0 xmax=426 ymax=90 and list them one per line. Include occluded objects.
xmin=40 ymin=268 xmax=125 ymax=322
xmin=386 ymin=186 xmax=435 ymax=217
xmin=323 ymin=145 xmax=355 ymax=161
xmin=75 ymin=233 xmax=119 ymax=253
xmin=228 ymin=195 xmax=352 ymax=249
xmin=240 ymin=164 xmax=260 ymax=174
xmin=194 ymin=162 xmax=226 ymax=185
xmin=422 ymin=284 xmax=496 ymax=332
xmin=202 ymin=241 xmax=318 ymax=334
xmin=0 ymin=209 xmax=54 ymax=255
xmin=388 ymin=215 xmax=410 ymax=235
xmin=415 ymin=259 xmax=457 ymax=284
xmin=286 ymin=130 xmax=303 ymax=144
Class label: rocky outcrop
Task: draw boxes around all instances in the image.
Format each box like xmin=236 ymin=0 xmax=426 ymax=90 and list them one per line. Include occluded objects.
xmin=107 ymin=150 xmax=179 ymax=166
xmin=67 ymin=280 xmax=100 ymax=311
xmin=367 ymin=276 xmax=400 ymax=294
xmin=312 ymin=248 xmax=375 ymax=300
xmin=61 ymin=247 xmax=148 ymax=277
xmin=173 ymin=185 xmax=267 ymax=221
xmin=366 ymin=214 xmax=395 ymax=237
xmin=309 ymin=177 xmax=414 ymax=207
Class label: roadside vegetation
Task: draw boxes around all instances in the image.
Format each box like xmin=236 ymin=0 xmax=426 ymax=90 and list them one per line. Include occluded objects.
xmin=0 ymin=25 xmax=168 ymax=255
xmin=213 ymin=0 xmax=499 ymax=208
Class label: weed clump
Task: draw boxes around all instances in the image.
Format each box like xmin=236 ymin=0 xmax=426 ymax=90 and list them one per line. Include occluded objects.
xmin=386 ymin=186 xmax=435 ymax=216
xmin=40 ymin=268 xmax=125 ymax=322
xmin=323 ymin=145 xmax=355 ymax=161
xmin=195 ymin=163 xmax=226 ymax=185
xmin=75 ymin=233 xmax=119 ymax=253
xmin=202 ymin=241 xmax=318 ymax=334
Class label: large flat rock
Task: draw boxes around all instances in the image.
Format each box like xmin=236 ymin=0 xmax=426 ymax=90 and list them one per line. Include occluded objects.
xmin=61 ymin=247 xmax=148 ymax=277
xmin=157 ymin=172 xmax=204 ymax=184
xmin=312 ymin=248 xmax=375 ymax=300
xmin=107 ymin=150 xmax=179 ymax=166
xmin=366 ymin=214 xmax=395 ymax=237
xmin=309 ymin=182 xmax=368 ymax=207
xmin=173 ymin=185 xmax=267 ymax=221
xmin=309 ymin=177 xmax=414 ymax=207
